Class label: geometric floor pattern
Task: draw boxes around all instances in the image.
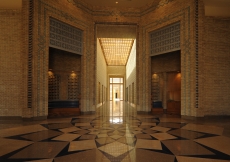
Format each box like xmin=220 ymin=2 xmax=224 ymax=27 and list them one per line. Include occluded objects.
xmin=1 ymin=102 xmax=230 ymax=162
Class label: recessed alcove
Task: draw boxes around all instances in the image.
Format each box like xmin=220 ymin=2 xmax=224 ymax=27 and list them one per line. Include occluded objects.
xmin=151 ymin=50 xmax=181 ymax=115
xmin=48 ymin=47 xmax=81 ymax=117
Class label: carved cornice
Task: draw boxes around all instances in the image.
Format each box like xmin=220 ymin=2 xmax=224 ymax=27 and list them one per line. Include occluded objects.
xmin=70 ymin=0 xmax=174 ymax=17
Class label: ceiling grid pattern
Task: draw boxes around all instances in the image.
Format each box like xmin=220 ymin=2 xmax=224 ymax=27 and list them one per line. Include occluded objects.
xmin=99 ymin=38 xmax=134 ymax=66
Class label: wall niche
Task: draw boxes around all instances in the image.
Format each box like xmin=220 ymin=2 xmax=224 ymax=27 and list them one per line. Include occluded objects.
xmin=151 ymin=50 xmax=181 ymax=115
xmin=48 ymin=47 xmax=81 ymax=116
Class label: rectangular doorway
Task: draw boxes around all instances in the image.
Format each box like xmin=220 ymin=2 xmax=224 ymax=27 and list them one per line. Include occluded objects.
xmin=110 ymin=77 xmax=123 ymax=101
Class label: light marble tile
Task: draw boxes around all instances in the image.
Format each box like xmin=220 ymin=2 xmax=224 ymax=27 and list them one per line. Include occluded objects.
xmin=135 ymin=139 xmax=162 ymax=150
xmin=68 ymin=140 xmax=97 ymax=152
xmin=88 ymin=131 xmax=100 ymax=135
xmin=122 ymin=149 xmax=175 ymax=162
xmin=151 ymin=126 xmax=171 ymax=132
xmin=182 ymin=123 xmax=224 ymax=135
xmin=55 ymin=149 xmax=110 ymax=162
xmin=98 ymin=141 xmax=134 ymax=157
xmin=79 ymin=134 xmax=96 ymax=140
xmin=75 ymin=123 xmax=91 ymax=127
xmin=88 ymin=128 xmax=99 ymax=132
xmin=150 ymin=133 xmax=177 ymax=140
xmin=97 ymin=134 xmax=108 ymax=138
xmin=0 ymin=125 xmax=47 ymax=137
xmin=176 ymin=156 xmax=230 ymax=162
xmin=111 ymin=130 xmax=122 ymax=135
xmin=124 ymin=133 xmax=135 ymax=138
xmin=73 ymin=129 xmax=90 ymax=135
xmin=52 ymin=133 xmax=81 ymax=141
xmin=0 ymin=138 xmax=34 ymax=156
xmin=59 ymin=127 xmax=82 ymax=133
xmin=194 ymin=136 xmax=230 ymax=155
xmin=110 ymin=134 xmax=122 ymax=140
xmin=117 ymin=137 xmax=136 ymax=145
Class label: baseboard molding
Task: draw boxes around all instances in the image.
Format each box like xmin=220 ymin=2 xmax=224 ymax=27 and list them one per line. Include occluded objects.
xmin=0 ymin=116 xmax=47 ymax=121
xmin=137 ymin=111 xmax=152 ymax=115
xmin=182 ymin=115 xmax=230 ymax=120
xmin=204 ymin=115 xmax=230 ymax=119
xmin=23 ymin=116 xmax=47 ymax=121
xmin=81 ymin=111 xmax=95 ymax=115
xmin=0 ymin=116 xmax=22 ymax=120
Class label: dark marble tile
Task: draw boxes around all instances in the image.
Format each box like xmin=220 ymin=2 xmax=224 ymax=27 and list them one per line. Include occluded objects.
xmin=79 ymin=126 xmax=94 ymax=130
xmin=71 ymin=118 xmax=92 ymax=123
xmin=140 ymin=118 xmax=159 ymax=123
xmin=21 ymin=130 xmax=62 ymax=142
xmin=139 ymin=125 xmax=152 ymax=129
xmin=10 ymin=142 xmax=68 ymax=159
xmin=55 ymin=148 xmax=110 ymax=162
xmin=168 ymin=129 xmax=205 ymax=140
xmin=142 ymin=129 xmax=158 ymax=134
xmin=122 ymin=149 xmax=175 ymax=162
xmin=162 ymin=140 xmax=215 ymax=156
xmin=158 ymin=122 xmax=182 ymax=128
xmin=73 ymin=130 xmax=90 ymax=135
xmin=47 ymin=123 xmax=73 ymax=129
xmin=96 ymin=137 xmax=115 ymax=145
xmin=117 ymin=137 xmax=136 ymax=145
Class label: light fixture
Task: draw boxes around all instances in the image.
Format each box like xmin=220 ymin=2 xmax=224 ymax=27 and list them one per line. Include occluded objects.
xmin=71 ymin=71 xmax=76 ymax=77
xmin=116 ymin=2 xmax=118 ymax=4
xmin=99 ymin=38 xmax=134 ymax=66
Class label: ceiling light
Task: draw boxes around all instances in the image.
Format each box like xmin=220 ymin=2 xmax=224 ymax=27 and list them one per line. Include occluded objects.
xmin=99 ymin=38 xmax=134 ymax=66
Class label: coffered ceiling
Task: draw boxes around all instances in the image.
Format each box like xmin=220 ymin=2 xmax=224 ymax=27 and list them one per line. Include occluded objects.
xmin=99 ymin=38 xmax=135 ymax=66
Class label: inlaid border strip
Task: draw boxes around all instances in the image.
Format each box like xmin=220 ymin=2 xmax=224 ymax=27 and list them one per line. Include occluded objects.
xmin=28 ymin=0 xmax=33 ymax=108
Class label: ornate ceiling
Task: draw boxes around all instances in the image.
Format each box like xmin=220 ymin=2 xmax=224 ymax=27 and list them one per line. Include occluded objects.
xmin=99 ymin=38 xmax=135 ymax=66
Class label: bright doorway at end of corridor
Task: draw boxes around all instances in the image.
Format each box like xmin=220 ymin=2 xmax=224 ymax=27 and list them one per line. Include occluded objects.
xmin=110 ymin=77 xmax=123 ymax=101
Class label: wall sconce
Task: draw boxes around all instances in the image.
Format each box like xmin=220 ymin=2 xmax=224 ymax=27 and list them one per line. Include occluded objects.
xmin=71 ymin=71 xmax=77 ymax=77
xmin=48 ymin=69 xmax=53 ymax=74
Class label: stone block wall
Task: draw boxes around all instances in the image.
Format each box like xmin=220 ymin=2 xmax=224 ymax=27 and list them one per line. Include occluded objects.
xmin=138 ymin=0 xmax=197 ymax=115
xmin=151 ymin=51 xmax=180 ymax=73
xmin=1 ymin=0 xmax=229 ymax=118
xmin=49 ymin=48 xmax=81 ymax=101
xmin=199 ymin=9 xmax=230 ymax=116
xmin=0 ymin=9 xmax=25 ymax=117
xmin=96 ymin=39 xmax=107 ymax=104
xmin=126 ymin=40 xmax=137 ymax=106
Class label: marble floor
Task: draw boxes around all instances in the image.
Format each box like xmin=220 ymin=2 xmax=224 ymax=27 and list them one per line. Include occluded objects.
xmin=0 ymin=101 xmax=230 ymax=162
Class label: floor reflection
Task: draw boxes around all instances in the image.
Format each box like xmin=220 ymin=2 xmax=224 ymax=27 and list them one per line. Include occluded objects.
xmin=110 ymin=101 xmax=123 ymax=124
xmin=0 ymin=101 xmax=230 ymax=162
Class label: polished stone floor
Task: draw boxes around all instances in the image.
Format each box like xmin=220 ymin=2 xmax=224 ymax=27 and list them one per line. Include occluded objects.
xmin=0 ymin=101 xmax=230 ymax=162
